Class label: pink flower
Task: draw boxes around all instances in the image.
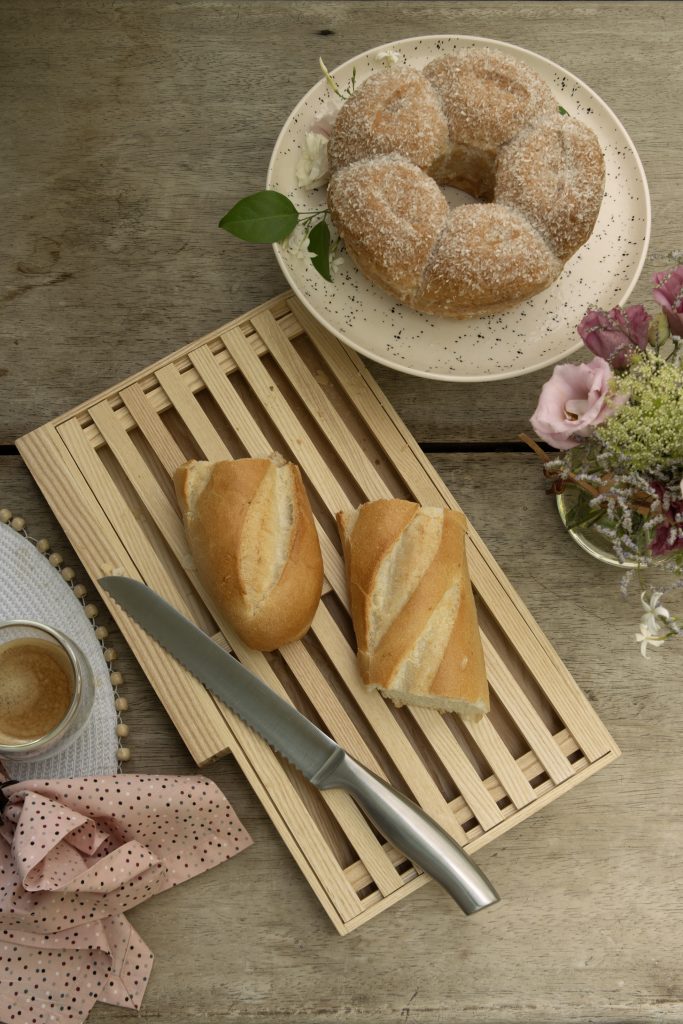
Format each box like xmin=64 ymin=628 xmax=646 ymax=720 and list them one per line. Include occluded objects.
xmin=652 ymin=265 xmax=683 ymax=336
xmin=530 ymin=357 xmax=624 ymax=450
xmin=577 ymin=305 xmax=650 ymax=368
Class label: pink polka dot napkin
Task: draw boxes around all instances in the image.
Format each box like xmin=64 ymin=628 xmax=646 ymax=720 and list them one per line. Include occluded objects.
xmin=0 ymin=775 xmax=252 ymax=1023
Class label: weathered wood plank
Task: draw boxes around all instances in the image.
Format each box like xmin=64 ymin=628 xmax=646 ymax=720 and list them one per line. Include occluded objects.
xmin=2 ymin=0 xmax=679 ymax=445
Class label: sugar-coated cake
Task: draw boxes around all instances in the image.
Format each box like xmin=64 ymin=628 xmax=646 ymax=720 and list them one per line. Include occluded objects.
xmin=327 ymin=49 xmax=605 ymax=318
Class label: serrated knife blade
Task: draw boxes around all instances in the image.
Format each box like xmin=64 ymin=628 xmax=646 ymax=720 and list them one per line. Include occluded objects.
xmin=99 ymin=575 xmax=500 ymax=916
xmin=99 ymin=575 xmax=336 ymax=781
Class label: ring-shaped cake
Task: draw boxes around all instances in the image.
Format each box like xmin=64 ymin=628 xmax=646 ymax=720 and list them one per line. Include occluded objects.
xmin=327 ymin=49 xmax=605 ymax=318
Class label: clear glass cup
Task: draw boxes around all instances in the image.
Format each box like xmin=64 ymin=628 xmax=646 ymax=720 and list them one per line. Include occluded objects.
xmin=0 ymin=620 xmax=95 ymax=762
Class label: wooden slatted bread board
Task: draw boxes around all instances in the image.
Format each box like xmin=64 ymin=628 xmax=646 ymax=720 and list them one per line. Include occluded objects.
xmin=17 ymin=291 xmax=620 ymax=934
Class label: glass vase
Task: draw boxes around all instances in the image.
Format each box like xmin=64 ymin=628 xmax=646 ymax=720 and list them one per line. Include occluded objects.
xmin=555 ymin=485 xmax=641 ymax=569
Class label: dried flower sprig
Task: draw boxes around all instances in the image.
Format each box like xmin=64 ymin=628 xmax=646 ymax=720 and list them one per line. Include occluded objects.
xmin=525 ymin=266 xmax=683 ymax=656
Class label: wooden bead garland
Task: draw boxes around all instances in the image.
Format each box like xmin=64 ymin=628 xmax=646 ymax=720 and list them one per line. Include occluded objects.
xmin=1 ymin=507 xmax=131 ymax=765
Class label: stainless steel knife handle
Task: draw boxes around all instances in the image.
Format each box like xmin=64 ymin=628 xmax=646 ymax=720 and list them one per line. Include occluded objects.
xmin=313 ymin=751 xmax=499 ymax=915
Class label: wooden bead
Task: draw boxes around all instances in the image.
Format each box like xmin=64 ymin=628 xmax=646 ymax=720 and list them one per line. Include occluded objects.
xmin=0 ymin=509 xmax=12 ymax=524
xmin=73 ymin=584 xmax=87 ymax=599
xmin=110 ymin=670 xmax=124 ymax=686
xmin=48 ymin=552 xmax=63 ymax=567
xmin=116 ymin=747 xmax=131 ymax=762
xmin=115 ymin=696 xmax=128 ymax=712
xmin=36 ymin=538 xmax=50 ymax=553
xmin=94 ymin=625 xmax=108 ymax=640
xmin=104 ymin=647 xmax=117 ymax=663
xmin=116 ymin=722 xmax=129 ymax=738
xmin=61 ymin=566 xmax=76 ymax=581
xmin=83 ymin=603 xmax=98 ymax=619
xmin=10 ymin=517 xmax=25 ymax=532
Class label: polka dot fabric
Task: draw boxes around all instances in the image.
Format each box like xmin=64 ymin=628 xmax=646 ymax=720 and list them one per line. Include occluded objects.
xmin=0 ymin=774 xmax=252 ymax=1023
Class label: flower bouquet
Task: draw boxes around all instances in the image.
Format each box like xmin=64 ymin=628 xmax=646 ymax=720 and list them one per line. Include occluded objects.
xmin=524 ymin=266 xmax=683 ymax=656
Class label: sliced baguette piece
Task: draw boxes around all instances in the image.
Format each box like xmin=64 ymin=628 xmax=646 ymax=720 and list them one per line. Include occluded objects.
xmin=174 ymin=455 xmax=323 ymax=651
xmin=337 ymin=499 xmax=489 ymax=718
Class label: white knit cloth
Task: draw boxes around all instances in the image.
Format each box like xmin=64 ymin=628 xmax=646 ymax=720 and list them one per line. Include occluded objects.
xmin=0 ymin=523 xmax=118 ymax=780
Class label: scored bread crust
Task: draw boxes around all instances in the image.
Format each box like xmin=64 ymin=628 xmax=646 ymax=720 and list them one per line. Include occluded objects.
xmin=175 ymin=457 xmax=323 ymax=651
xmin=337 ymin=499 xmax=489 ymax=717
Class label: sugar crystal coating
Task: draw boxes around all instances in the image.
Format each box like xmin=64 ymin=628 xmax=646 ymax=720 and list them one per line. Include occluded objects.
xmin=326 ymin=47 xmax=605 ymax=319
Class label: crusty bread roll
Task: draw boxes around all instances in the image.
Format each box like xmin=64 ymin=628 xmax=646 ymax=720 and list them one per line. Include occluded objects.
xmin=337 ymin=500 xmax=489 ymax=718
xmin=174 ymin=456 xmax=323 ymax=651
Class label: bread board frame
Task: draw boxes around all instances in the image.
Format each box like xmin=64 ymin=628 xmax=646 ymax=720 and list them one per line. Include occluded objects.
xmin=18 ymin=291 xmax=620 ymax=934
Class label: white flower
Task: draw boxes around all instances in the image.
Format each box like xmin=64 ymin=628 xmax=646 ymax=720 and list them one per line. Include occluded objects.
xmin=330 ymin=253 xmax=345 ymax=279
xmin=635 ymin=627 xmax=668 ymax=659
xmin=284 ymin=225 xmax=312 ymax=262
xmin=636 ymin=591 xmax=671 ymax=657
xmin=295 ymin=131 xmax=329 ymax=190
xmin=311 ymin=98 xmax=342 ymax=138
xmin=375 ymin=49 xmax=401 ymax=68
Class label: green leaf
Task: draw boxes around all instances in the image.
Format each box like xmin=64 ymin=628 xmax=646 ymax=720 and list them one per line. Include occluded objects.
xmin=567 ymin=506 xmax=607 ymax=531
xmin=558 ymin=105 xmax=569 ymax=116
xmin=647 ymin=310 xmax=671 ymax=349
xmin=307 ymin=219 xmax=332 ymax=281
xmin=218 ymin=191 xmax=299 ymax=242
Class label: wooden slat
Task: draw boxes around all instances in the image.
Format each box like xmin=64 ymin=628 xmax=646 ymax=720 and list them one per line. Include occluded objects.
xmin=250 ymin=310 xmax=390 ymax=500
xmin=462 ymin=714 xmax=536 ymax=809
xmin=482 ymin=634 xmax=574 ymax=785
xmin=220 ymin=326 xmax=351 ymax=513
xmin=187 ymin=344 xmax=344 ymax=599
xmin=155 ymin=363 xmax=229 ymax=462
xmin=408 ymin=707 xmax=503 ymax=830
xmin=291 ymin=297 xmax=615 ymax=763
xmin=120 ymin=382 xmax=187 ymax=475
xmin=89 ymin=399 xmax=188 ymax=562
xmin=57 ymin=417 xmax=211 ymax=633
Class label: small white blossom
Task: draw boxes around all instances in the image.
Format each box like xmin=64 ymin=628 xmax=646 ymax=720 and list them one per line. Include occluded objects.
xmin=311 ymin=98 xmax=342 ymax=138
xmin=330 ymin=253 xmax=345 ymax=279
xmin=635 ymin=627 xmax=668 ymax=659
xmin=295 ymin=131 xmax=329 ymax=190
xmin=375 ymin=49 xmax=401 ymax=68
xmin=284 ymin=225 xmax=312 ymax=262
xmin=636 ymin=591 xmax=671 ymax=657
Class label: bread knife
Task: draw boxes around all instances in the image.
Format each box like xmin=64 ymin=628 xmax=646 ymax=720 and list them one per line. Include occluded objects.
xmin=99 ymin=576 xmax=499 ymax=916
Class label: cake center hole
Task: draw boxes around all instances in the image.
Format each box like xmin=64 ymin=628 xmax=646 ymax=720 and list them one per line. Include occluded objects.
xmin=441 ymin=185 xmax=483 ymax=210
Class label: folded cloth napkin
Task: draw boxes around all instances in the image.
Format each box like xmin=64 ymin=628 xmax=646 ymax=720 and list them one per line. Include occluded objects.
xmin=0 ymin=774 xmax=252 ymax=1023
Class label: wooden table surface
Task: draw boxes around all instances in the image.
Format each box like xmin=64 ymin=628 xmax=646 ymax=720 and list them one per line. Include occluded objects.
xmin=2 ymin=2 xmax=682 ymax=1022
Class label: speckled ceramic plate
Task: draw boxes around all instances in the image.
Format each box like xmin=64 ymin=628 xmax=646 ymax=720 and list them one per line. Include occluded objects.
xmin=267 ymin=35 xmax=650 ymax=382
